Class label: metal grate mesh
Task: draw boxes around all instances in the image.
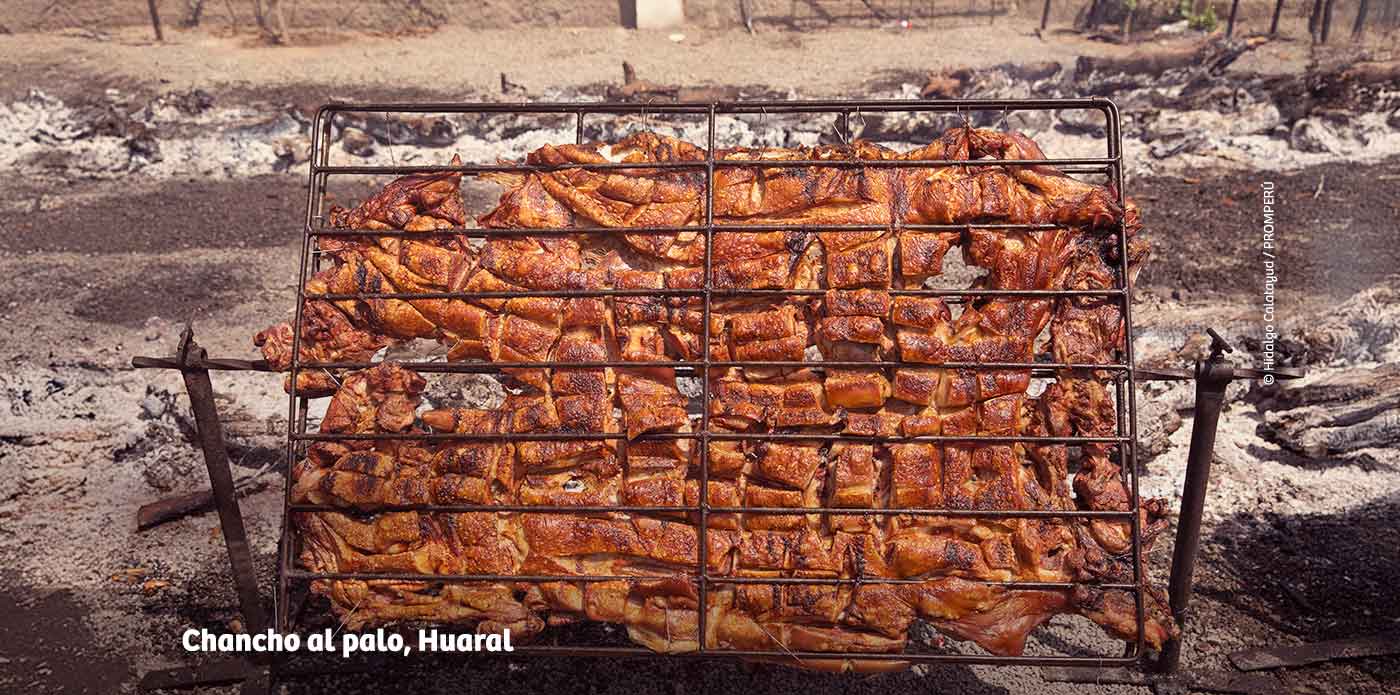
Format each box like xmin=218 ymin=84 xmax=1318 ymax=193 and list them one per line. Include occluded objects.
xmin=275 ymin=98 xmax=1144 ymax=667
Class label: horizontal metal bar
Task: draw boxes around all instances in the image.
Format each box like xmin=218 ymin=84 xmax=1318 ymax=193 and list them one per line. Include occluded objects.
xmin=453 ymin=645 xmax=1139 ymax=666
xmin=132 ymin=355 xmax=276 ymax=372
xmin=294 ymin=359 xmax=1129 ymax=373
xmin=710 ymin=577 xmax=1139 ymax=591
xmin=313 ymin=158 xmax=1113 ymax=176
xmin=306 ymin=222 xmax=1096 ymax=237
xmin=289 ymin=571 xmax=660 ymax=583
xmin=286 ymin=570 xmax=1136 ymax=592
xmin=308 ymin=288 xmax=703 ymax=300
xmin=287 ymin=502 xmax=1135 ymax=519
xmin=318 ymin=97 xmax=1114 ymax=116
xmin=291 ymin=431 xmax=1128 ymax=444
xmin=303 ymin=287 xmax=1126 ymax=301
xmin=130 ymin=353 xmax=1132 ymax=377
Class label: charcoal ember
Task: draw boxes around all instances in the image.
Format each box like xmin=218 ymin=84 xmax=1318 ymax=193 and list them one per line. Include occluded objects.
xmin=1006 ymin=61 xmax=1063 ymax=82
xmin=1055 ymin=108 xmax=1105 ymax=136
xmin=1004 ymin=109 xmax=1053 ymax=133
xmin=274 ymin=136 xmax=310 ymax=170
xmin=856 ymin=111 xmax=948 ymax=142
xmin=1136 ymin=396 xmax=1183 ymax=461
xmin=340 ymin=126 xmax=375 ymax=157
xmin=165 ymin=88 xmax=215 ymax=116
xmin=126 ymin=127 xmax=161 ymax=163
xmin=1150 ymin=133 xmax=1206 ymax=159
xmin=1290 ymin=118 xmax=1347 ymax=154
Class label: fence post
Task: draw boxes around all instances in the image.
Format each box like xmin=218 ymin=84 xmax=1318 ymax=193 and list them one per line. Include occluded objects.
xmin=147 ymin=0 xmax=164 ymax=41
xmin=1352 ymin=0 xmax=1370 ymax=37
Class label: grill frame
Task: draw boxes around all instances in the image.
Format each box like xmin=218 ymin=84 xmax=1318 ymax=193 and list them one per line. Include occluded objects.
xmin=276 ymin=97 xmax=1147 ymax=668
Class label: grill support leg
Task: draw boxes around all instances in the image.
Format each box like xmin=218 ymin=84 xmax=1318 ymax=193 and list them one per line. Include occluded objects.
xmin=135 ymin=327 xmax=271 ymax=694
xmin=1044 ymin=329 xmax=1289 ymax=694
xmin=178 ymin=330 xmax=270 ymax=637
xmin=1158 ymin=331 xmax=1235 ymax=674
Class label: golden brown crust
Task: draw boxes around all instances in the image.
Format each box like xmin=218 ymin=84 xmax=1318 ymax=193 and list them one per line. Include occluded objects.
xmin=271 ymin=129 xmax=1172 ymax=665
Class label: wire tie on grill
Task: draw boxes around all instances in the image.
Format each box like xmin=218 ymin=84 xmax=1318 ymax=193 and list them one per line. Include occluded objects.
xmin=640 ymin=99 xmax=654 ymax=134
xmin=832 ymin=114 xmax=848 ymax=145
xmin=755 ymin=620 xmax=805 ymax=666
xmin=331 ymin=590 xmax=368 ymax=642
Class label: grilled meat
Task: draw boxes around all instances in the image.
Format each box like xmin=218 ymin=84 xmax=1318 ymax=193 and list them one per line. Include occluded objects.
xmin=267 ymin=127 xmax=1172 ymax=669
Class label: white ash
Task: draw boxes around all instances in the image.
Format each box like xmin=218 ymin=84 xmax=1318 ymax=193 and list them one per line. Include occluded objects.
xmin=1290 ymin=281 xmax=1400 ymax=367
xmin=7 ymin=68 xmax=1399 ymax=185
xmin=422 ymin=373 xmax=508 ymax=412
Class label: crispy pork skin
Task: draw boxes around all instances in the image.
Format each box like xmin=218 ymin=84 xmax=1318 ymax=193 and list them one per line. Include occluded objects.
xmin=270 ymin=128 xmax=1173 ymax=666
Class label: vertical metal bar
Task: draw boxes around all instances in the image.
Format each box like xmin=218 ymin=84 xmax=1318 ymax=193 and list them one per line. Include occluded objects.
xmin=1227 ymin=0 xmax=1242 ymax=35
xmin=576 ymin=110 xmax=586 ymax=145
xmin=1157 ymin=358 xmax=1232 ymax=672
xmin=180 ymin=336 xmax=268 ymax=636
xmin=1101 ymin=99 xmax=1146 ymax=657
xmin=1320 ymin=0 xmax=1337 ymax=42
xmin=1040 ymin=0 xmax=1053 ymax=29
xmin=278 ymin=106 xmax=331 ymax=634
xmin=695 ymin=102 xmax=718 ymax=653
xmin=1270 ymin=0 xmax=1285 ymax=34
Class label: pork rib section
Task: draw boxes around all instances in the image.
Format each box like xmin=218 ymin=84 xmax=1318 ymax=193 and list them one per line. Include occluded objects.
xmin=265 ymin=128 xmax=1174 ymax=670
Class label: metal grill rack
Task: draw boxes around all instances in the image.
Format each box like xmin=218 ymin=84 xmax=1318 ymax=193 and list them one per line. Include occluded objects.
xmin=274 ymin=97 xmax=1146 ymax=667
xmin=129 ymin=97 xmax=1320 ymax=695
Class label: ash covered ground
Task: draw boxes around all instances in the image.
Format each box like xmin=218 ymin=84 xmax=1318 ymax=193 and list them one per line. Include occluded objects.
xmin=2 ymin=17 xmax=1399 ymax=695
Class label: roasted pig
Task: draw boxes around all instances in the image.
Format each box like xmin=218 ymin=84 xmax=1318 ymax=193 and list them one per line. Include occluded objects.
xmin=263 ymin=127 xmax=1174 ymax=670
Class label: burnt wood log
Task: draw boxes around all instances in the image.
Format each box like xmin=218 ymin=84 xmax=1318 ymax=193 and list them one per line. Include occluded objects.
xmin=1075 ymin=36 xmax=1258 ymax=79
xmin=1261 ymin=60 xmax=1400 ymax=124
xmin=1262 ymin=364 xmax=1400 ymax=456
xmin=608 ymin=61 xmax=741 ymax=102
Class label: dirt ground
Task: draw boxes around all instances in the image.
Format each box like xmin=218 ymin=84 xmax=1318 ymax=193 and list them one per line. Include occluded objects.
xmin=0 ymin=17 xmax=1364 ymax=106
xmin=2 ymin=19 xmax=1399 ymax=695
